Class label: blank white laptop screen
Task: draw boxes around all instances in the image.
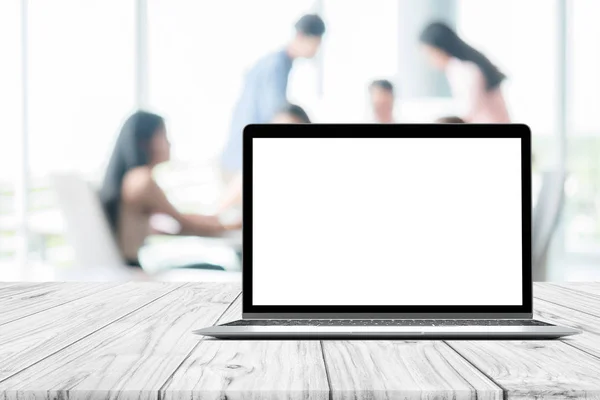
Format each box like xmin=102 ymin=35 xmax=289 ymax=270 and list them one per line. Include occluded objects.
xmin=252 ymin=137 xmax=523 ymax=306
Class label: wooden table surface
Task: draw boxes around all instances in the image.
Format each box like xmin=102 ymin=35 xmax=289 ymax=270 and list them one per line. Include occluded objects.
xmin=1 ymin=282 xmax=600 ymax=399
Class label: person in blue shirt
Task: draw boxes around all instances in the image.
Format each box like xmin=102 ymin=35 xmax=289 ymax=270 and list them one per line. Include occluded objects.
xmin=218 ymin=103 xmax=312 ymax=215
xmin=220 ymin=14 xmax=326 ymax=180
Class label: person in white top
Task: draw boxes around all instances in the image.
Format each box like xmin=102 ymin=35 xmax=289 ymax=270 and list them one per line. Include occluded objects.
xmin=419 ymin=22 xmax=510 ymax=123
xmin=368 ymin=79 xmax=396 ymax=124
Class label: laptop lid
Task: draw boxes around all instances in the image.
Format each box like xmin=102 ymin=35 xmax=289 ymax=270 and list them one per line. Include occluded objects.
xmin=242 ymin=124 xmax=532 ymax=319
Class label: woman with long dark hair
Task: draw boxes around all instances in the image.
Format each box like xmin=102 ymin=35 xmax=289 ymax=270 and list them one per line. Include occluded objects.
xmin=99 ymin=111 xmax=240 ymax=267
xmin=420 ymin=22 xmax=510 ymax=123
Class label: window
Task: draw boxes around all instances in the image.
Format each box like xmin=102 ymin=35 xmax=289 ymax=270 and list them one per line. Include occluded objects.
xmin=564 ymin=0 xmax=600 ymax=253
xmin=569 ymin=0 xmax=600 ymax=134
xmin=0 ymin=1 xmax=22 ymax=266
xmin=28 ymin=0 xmax=136 ymax=183
xmin=16 ymin=0 xmax=136 ymax=268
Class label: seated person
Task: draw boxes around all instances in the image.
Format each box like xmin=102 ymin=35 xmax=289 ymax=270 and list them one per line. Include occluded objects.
xmin=99 ymin=110 xmax=241 ymax=267
xmin=218 ymin=103 xmax=311 ymax=213
xmin=271 ymin=103 xmax=311 ymax=124
xmin=369 ymin=79 xmax=396 ymax=123
xmin=435 ymin=116 xmax=465 ymax=123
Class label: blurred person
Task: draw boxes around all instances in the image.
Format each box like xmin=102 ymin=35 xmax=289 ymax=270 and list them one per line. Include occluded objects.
xmin=220 ymin=14 xmax=326 ymax=181
xmin=218 ymin=104 xmax=312 ymax=214
xmin=271 ymin=103 xmax=312 ymax=124
xmin=420 ymin=22 xmax=510 ymax=123
xmin=99 ymin=111 xmax=240 ymax=267
xmin=435 ymin=116 xmax=465 ymax=123
xmin=369 ymin=79 xmax=396 ymax=123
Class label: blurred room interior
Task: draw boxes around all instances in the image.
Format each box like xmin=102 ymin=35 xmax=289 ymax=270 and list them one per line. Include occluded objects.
xmin=0 ymin=0 xmax=598 ymax=282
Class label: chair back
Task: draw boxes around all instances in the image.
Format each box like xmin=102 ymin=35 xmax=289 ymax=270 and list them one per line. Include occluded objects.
xmin=50 ymin=173 xmax=124 ymax=269
xmin=532 ymin=170 xmax=565 ymax=281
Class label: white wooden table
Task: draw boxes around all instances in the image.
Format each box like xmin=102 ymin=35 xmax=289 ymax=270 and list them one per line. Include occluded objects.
xmin=1 ymin=282 xmax=600 ymax=399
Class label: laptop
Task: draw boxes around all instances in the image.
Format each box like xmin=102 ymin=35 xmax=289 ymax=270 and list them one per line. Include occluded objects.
xmin=195 ymin=123 xmax=579 ymax=339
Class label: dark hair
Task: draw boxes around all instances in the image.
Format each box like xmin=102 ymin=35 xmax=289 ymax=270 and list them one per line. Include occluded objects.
xmin=369 ymin=79 xmax=394 ymax=95
xmin=295 ymin=14 xmax=326 ymax=37
xmin=420 ymin=22 xmax=505 ymax=90
xmin=276 ymin=103 xmax=311 ymax=123
xmin=435 ymin=116 xmax=465 ymax=123
xmin=99 ymin=111 xmax=165 ymax=230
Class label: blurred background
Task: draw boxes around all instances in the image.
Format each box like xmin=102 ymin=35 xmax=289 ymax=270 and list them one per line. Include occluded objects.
xmin=0 ymin=0 xmax=598 ymax=282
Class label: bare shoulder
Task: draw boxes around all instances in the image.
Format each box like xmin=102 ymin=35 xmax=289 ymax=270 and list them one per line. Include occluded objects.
xmin=121 ymin=166 xmax=160 ymax=204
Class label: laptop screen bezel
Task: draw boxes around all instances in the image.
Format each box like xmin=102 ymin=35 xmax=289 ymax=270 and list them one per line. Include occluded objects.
xmin=242 ymin=124 xmax=532 ymax=319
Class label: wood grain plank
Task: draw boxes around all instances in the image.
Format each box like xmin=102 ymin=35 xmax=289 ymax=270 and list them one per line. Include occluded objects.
xmin=160 ymin=293 xmax=328 ymax=400
xmin=0 ymin=282 xmax=118 ymax=326
xmin=323 ymin=340 xmax=502 ymax=400
xmin=534 ymin=297 xmax=600 ymax=358
xmin=162 ymin=340 xmax=329 ymax=400
xmin=534 ymin=283 xmax=600 ymax=317
xmin=0 ymin=282 xmax=180 ymax=383
xmin=447 ymin=340 xmax=600 ymax=399
xmin=553 ymin=282 xmax=600 ymax=297
xmin=0 ymin=284 xmax=19 ymax=298
xmin=0 ymin=282 xmax=62 ymax=300
xmin=0 ymin=283 xmax=240 ymax=400
xmin=448 ymin=284 xmax=600 ymax=398
xmin=214 ymin=292 xmax=242 ymax=324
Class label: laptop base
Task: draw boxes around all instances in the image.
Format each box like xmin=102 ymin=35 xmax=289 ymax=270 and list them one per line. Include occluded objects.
xmin=194 ymin=323 xmax=579 ymax=340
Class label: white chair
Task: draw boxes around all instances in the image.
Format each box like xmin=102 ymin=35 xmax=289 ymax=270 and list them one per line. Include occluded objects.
xmin=50 ymin=173 xmax=126 ymax=272
xmin=50 ymin=173 xmax=241 ymax=282
xmin=532 ymin=170 xmax=566 ymax=281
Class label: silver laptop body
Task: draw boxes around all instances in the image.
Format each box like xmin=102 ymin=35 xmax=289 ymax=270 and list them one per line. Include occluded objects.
xmin=195 ymin=124 xmax=579 ymax=339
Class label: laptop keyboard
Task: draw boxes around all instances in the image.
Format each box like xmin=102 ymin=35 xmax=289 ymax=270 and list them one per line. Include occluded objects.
xmin=222 ymin=319 xmax=552 ymax=327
